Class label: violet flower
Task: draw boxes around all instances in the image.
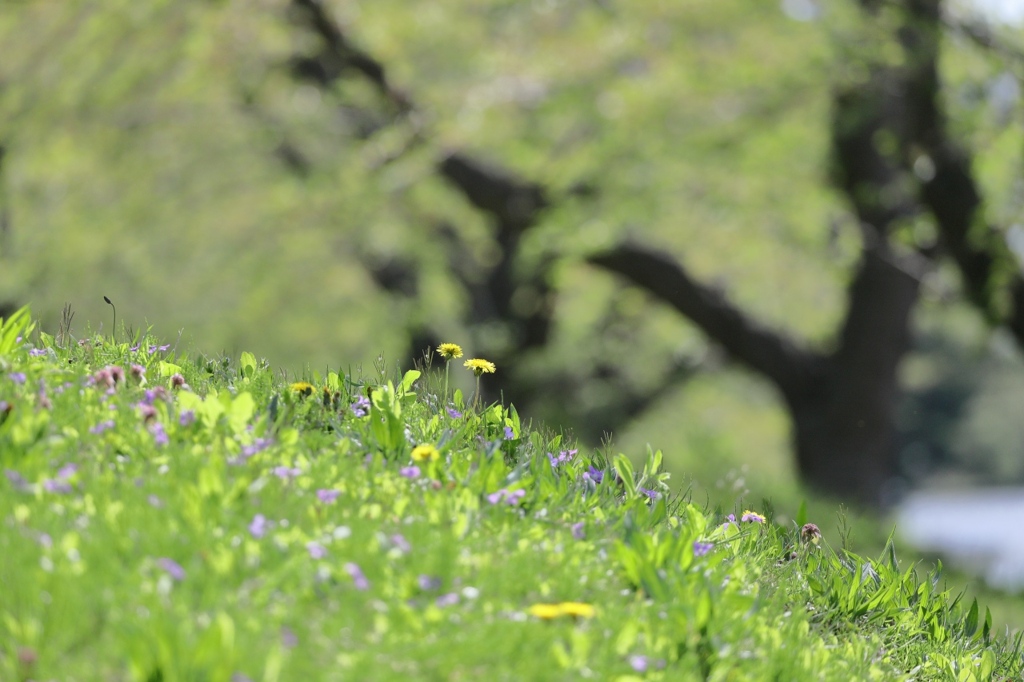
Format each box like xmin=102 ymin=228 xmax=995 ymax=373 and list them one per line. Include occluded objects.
xmin=273 ymin=465 xmax=301 ymax=481
xmin=436 ymin=592 xmax=459 ymax=607
xmin=316 ymin=489 xmax=341 ymax=504
xmin=249 ymin=514 xmax=268 ymax=539
xmin=157 ymin=557 xmax=186 ymax=581
xmin=90 ymin=420 xmax=115 ymax=435
xmin=350 ymin=396 xmax=371 ymax=418
xmin=149 ymin=422 xmax=169 ymax=446
xmin=345 ymin=562 xmax=369 ymax=590
xmin=389 ymin=534 xmax=411 ymax=553
xmin=583 ymin=466 xmax=604 ymax=484
xmin=417 ymin=575 xmax=442 ymax=591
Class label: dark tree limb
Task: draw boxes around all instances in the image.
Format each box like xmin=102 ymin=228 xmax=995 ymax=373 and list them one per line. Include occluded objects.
xmin=290 ymin=0 xmax=411 ymax=113
xmin=587 ymin=243 xmax=820 ymax=398
xmin=894 ymin=0 xmax=1024 ymax=345
xmin=437 ymin=153 xmax=549 ymax=232
xmin=284 ymin=1 xmax=560 ymax=391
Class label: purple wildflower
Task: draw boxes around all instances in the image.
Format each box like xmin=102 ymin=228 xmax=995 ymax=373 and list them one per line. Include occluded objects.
xmin=639 ymin=487 xmax=660 ymax=500
xmin=436 ymin=592 xmax=460 ymax=607
xmin=41 ymin=463 xmax=77 ymax=494
xmin=446 ymin=407 xmax=462 ymax=419
xmin=693 ymin=541 xmax=714 ymax=557
xmin=149 ymin=422 xmax=169 ymax=447
xmin=316 ymin=489 xmax=341 ymax=504
xmin=280 ymin=626 xmax=298 ymax=649
xmin=157 ymin=557 xmax=186 ymax=581
xmin=583 ymin=466 xmax=604 ymax=484
xmin=90 ymin=419 xmax=116 ymax=435
xmin=148 ymin=344 xmax=170 ymax=354
xmin=242 ymin=437 xmax=272 ymax=458
xmin=156 ymin=387 xmax=171 ymax=402
xmin=9 ymin=372 xmax=26 ymax=385
xmin=571 ymin=522 xmax=586 ymax=540
xmin=179 ymin=410 xmax=196 ymax=427
xmin=345 ymin=562 xmax=370 ymax=590
xmin=43 ymin=479 xmax=73 ymax=494
xmin=130 ymin=364 xmax=146 ymax=383
xmin=418 ymin=575 xmax=442 ymax=591
xmin=273 ymin=465 xmax=301 ymax=481
xmin=249 ymin=514 xmax=268 ymax=539
xmin=29 ymin=348 xmax=47 ymax=357
xmin=350 ymin=396 xmax=371 ymax=418
xmin=504 ymin=426 xmax=514 ymax=440
xmin=629 ymin=656 xmax=649 ymax=673
xmin=306 ymin=541 xmax=327 ymax=560
xmin=399 ymin=465 xmax=421 ymax=479
xmin=170 ymin=373 xmax=187 ymax=389
xmin=5 ymin=469 xmax=32 ymax=493
xmin=487 ymin=488 xmax=526 ymax=506
xmin=548 ymin=449 xmax=577 ymax=468
xmin=109 ymin=366 xmax=125 ymax=385
xmin=390 ymin=533 xmax=411 ymax=553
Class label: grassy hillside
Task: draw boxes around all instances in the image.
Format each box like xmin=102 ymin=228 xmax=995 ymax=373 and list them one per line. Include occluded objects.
xmin=1 ymin=306 xmax=1021 ymax=681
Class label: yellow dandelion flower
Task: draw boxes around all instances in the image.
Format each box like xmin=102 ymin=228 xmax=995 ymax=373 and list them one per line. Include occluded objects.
xmin=437 ymin=343 xmax=464 ymax=360
xmin=289 ymin=381 xmax=314 ymax=397
xmin=526 ymin=603 xmax=564 ymax=620
xmin=558 ymin=602 xmax=596 ymax=619
xmin=411 ymin=444 xmax=440 ymax=463
xmin=463 ymin=358 xmax=496 ymax=376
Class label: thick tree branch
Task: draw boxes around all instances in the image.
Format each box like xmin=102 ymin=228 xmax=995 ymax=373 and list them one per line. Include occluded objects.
xmin=894 ymin=0 xmax=1024 ymax=344
xmin=286 ymin=2 xmax=559 ymax=373
xmin=437 ymin=153 xmax=549 ymax=232
xmin=587 ymin=243 xmax=820 ymax=397
xmin=290 ymin=0 xmax=411 ymax=113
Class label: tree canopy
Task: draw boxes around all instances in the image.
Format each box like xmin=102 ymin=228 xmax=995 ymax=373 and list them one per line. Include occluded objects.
xmin=2 ymin=0 xmax=1023 ymax=502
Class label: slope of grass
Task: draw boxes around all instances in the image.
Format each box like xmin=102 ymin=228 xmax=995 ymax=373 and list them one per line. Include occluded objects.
xmin=0 ymin=306 xmax=1021 ymax=681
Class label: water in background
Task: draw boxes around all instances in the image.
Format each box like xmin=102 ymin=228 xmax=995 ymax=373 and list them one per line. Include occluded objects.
xmin=897 ymin=488 xmax=1024 ymax=589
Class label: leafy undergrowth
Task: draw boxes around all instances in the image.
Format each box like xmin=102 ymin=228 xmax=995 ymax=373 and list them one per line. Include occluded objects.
xmin=0 ymin=307 xmax=1021 ymax=681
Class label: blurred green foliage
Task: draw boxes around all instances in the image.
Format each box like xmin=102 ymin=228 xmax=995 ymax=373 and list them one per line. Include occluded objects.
xmin=1 ymin=0 xmax=1022 ymax=495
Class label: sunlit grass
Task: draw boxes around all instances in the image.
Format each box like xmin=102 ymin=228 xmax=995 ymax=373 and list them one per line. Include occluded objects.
xmin=1 ymin=306 xmax=1021 ymax=680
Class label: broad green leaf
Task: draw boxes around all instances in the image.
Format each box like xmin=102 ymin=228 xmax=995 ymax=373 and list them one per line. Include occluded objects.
xmin=239 ymin=351 xmax=257 ymax=379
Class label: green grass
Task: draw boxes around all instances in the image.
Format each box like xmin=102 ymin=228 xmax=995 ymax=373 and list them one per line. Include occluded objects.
xmin=1 ymin=305 xmax=1022 ymax=681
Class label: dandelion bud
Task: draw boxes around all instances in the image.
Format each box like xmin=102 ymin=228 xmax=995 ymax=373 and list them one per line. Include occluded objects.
xmin=801 ymin=523 xmax=822 ymax=545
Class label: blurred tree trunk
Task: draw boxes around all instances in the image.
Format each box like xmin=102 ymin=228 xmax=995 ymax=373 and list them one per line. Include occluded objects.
xmin=589 ymin=0 xmax=955 ymax=505
xmin=589 ymin=241 xmax=921 ymax=504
